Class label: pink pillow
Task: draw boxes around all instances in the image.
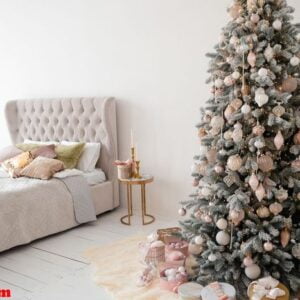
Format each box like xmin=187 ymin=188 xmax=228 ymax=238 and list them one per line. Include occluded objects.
xmin=0 ymin=145 xmax=23 ymax=163
xmin=30 ymin=145 xmax=57 ymax=159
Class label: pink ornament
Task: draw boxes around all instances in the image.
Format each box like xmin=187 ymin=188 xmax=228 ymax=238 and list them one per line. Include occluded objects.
xmin=243 ymin=256 xmax=253 ymax=267
xmin=282 ymin=77 xmax=298 ymax=93
xmin=251 ymin=14 xmax=260 ymax=23
xmin=247 ymin=51 xmax=256 ymax=67
xmin=264 ymin=242 xmax=274 ymax=252
xmin=274 ymin=131 xmax=284 ymax=150
xmin=230 ymin=209 xmax=245 ymax=226
xmin=192 ymin=179 xmax=199 ymax=187
xmin=249 ymin=173 xmax=259 ymax=191
xmin=269 ymin=202 xmax=283 ymax=216
xmin=214 ymin=165 xmax=224 ymax=174
xmin=255 ymin=183 xmax=266 ymax=201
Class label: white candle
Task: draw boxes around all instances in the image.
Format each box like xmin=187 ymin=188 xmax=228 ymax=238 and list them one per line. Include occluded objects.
xmin=131 ymin=129 xmax=134 ymax=148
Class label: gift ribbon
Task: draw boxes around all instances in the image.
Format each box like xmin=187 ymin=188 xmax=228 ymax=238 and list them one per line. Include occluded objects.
xmin=247 ymin=277 xmax=286 ymax=300
xmin=209 ymin=282 xmax=229 ymax=300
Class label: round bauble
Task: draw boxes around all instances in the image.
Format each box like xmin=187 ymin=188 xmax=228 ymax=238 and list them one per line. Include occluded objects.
xmin=224 ymin=130 xmax=233 ymax=140
xmin=201 ymin=187 xmax=212 ymax=197
xmin=214 ymin=165 xmax=224 ymax=174
xmin=251 ymin=13 xmax=260 ymax=23
xmin=243 ymin=256 xmax=254 ymax=267
xmin=216 ymin=231 xmax=230 ymax=246
xmin=252 ymin=125 xmax=265 ymax=136
xmin=195 ymin=236 xmax=204 ymax=245
xmin=192 ymin=179 xmax=199 ymax=187
xmin=188 ymin=243 xmax=203 ymax=255
xmin=224 ymin=76 xmax=234 ymax=86
xmin=272 ymin=19 xmax=282 ymax=31
xmin=293 ymin=130 xmax=300 ymax=145
xmin=208 ymin=253 xmax=217 ymax=262
xmin=256 ymin=206 xmax=270 ymax=218
xmin=229 ymin=3 xmax=242 ymax=19
xmin=272 ymin=105 xmax=285 ymax=117
xmin=269 ymin=202 xmax=283 ymax=216
xmin=215 ymin=79 xmax=224 ymax=88
xmin=230 ymin=209 xmax=245 ymax=226
xmin=227 ymin=155 xmax=242 ymax=171
xmin=210 ymin=116 xmax=224 ymax=129
xmin=290 ymin=56 xmax=300 ymax=66
xmin=232 ymin=71 xmax=241 ymax=80
xmin=258 ymin=155 xmax=274 ymax=172
xmin=245 ymin=264 xmax=261 ymax=279
xmin=216 ymin=218 xmax=228 ymax=230
xmin=282 ymin=77 xmax=298 ymax=93
xmin=178 ymin=207 xmax=186 ymax=216
xmin=258 ymin=68 xmax=268 ymax=77
xmin=292 ymin=244 xmax=300 ymax=259
xmin=275 ymin=188 xmax=288 ymax=202
xmin=264 ymin=242 xmax=274 ymax=252
xmin=241 ymin=104 xmax=251 ymax=114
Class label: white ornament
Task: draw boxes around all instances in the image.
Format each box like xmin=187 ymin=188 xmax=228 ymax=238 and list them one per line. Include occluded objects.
xmin=264 ymin=241 xmax=274 ymax=252
xmin=214 ymin=165 xmax=224 ymax=174
xmin=245 ymin=264 xmax=261 ymax=279
xmin=247 ymin=51 xmax=256 ymax=67
xmin=243 ymin=256 xmax=253 ymax=267
xmin=210 ymin=116 xmax=224 ymax=129
xmin=274 ymin=131 xmax=284 ymax=150
xmin=216 ymin=218 xmax=228 ymax=230
xmin=273 ymin=19 xmax=282 ymax=31
xmin=195 ymin=236 xmax=204 ymax=245
xmin=264 ymin=44 xmax=274 ymax=62
xmin=249 ymin=173 xmax=259 ymax=191
xmin=219 ymin=34 xmax=226 ymax=43
xmin=216 ymin=231 xmax=230 ymax=246
xmin=230 ymin=36 xmax=239 ymax=45
xmin=208 ymin=253 xmax=217 ymax=262
xmin=269 ymin=202 xmax=283 ymax=216
xmin=232 ymin=127 xmax=243 ymax=143
xmin=255 ymin=183 xmax=266 ymax=201
xmin=258 ymin=68 xmax=268 ymax=77
xmin=232 ymin=71 xmax=241 ymax=80
xmin=191 ymin=163 xmax=199 ymax=174
xmin=188 ymin=243 xmax=203 ymax=255
xmin=178 ymin=208 xmax=186 ymax=216
xmin=241 ymin=104 xmax=251 ymax=114
xmin=224 ymin=76 xmax=234 ymax=86
xmin=254 ymin=140 xmax=265 ymax=149
xmin=215 ymin=79 xmax=224 ymax=88
xmin=256 ymin=206 xmax=270 ymax=218
xmin=290 ymin=56 xmax=300 ymax=66
xmin=255 ymin=89 xmax=269 ymax=107
xmin=201 ymin=187 xmax=212 ymax=197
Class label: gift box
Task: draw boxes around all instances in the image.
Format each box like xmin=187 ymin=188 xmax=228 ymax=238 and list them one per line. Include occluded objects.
xmin=247 ymin=276 xmax=289 ymax=300
xmin=159 ymin=266 xmax=188 ymax=293
xmin=157 ymin=227 xmax=182 ymax=243
xmin=178 ymin=282 xmax=204 ymax=300
xmin=166 ymin=241 xmax=189 ymax=257
xmin=201 ymin=282 xmax=236 ymax=300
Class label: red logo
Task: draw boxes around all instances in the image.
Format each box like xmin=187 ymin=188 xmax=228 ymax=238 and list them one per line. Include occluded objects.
xmin=0 ymin=290 xmax=11 ymax=298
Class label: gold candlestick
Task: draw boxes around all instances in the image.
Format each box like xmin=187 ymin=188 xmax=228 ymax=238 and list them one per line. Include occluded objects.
xmin=135 ymin=160 xmax=142 ymax=179
xmin=131 ymin=147 xmax=136 ymax=178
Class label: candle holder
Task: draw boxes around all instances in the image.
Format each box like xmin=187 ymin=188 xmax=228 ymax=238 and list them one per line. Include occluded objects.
xmin=131 ymin=147 xmax=137 ymax=178
xmin=135 ymin=160 xmax=142 ymax=179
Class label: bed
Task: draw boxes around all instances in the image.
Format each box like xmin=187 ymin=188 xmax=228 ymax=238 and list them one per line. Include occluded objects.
xmin=0 ymin=97 xmax=119 ymax=252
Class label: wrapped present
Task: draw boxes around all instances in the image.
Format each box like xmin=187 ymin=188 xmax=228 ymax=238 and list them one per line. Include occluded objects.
xmin=178 ymin=282 xmax=204 ymax=300
xmin=247 ymin=276 xmax=289 ymax=300
xmin=159 ymin=266 xmax=188 ymax=293
xmin=157 ymin=227 xmax=182 ymax=243
xmin=201 ymin=282 xmax=236 ymax=300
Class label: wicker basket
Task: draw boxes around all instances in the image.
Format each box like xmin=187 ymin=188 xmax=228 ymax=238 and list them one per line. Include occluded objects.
xmin=157 ymin=227 xmax=182 ymax=243
xmin=145 ymin=245 xmax=165 ymax=265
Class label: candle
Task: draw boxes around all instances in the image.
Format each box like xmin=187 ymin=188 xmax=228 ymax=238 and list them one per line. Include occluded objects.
xmin=136 ymin=143 xmax=138 ymax=161
xmin=131 ymin=129 xmax=134 ymax=148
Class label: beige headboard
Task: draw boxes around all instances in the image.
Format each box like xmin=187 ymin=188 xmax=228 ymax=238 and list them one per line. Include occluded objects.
xmin=5 ymin=97 xmax=119 ymax=206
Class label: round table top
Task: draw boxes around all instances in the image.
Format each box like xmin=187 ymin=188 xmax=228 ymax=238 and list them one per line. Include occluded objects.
xmin=118 ymin=175 xmax=154 ymax=185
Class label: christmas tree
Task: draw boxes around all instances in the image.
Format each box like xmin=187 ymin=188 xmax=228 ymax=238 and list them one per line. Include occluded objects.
xmin=179 ymin=0 xmax=300 ymax=297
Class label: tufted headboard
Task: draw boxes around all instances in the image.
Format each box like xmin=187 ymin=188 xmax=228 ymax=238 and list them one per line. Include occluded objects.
xmin=5 ymin=97 xmax=119 ymax=206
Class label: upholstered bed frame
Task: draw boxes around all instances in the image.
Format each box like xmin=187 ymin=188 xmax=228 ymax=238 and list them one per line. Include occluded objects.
xmin=5 ymin=97 xmax=119 ymax=213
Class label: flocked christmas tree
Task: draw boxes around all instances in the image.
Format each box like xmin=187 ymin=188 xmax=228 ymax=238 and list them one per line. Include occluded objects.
xmin=179 ymin=0 xmax=300 ymax=297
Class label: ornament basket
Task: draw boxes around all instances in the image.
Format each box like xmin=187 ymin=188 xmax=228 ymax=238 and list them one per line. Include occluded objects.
xmin=139 ymin=242 xmax=165 ymax=266
xmin=157 ymin=227 xmax=182 ymax=243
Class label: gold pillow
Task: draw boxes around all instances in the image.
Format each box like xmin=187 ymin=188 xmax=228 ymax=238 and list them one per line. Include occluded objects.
xmin=1 ymin=152 xmax=33 ymax=178
xmin=20 ymin=157 xmax=65 ymax=180
xmin=55 ymin=143 xmax=85 ymax=169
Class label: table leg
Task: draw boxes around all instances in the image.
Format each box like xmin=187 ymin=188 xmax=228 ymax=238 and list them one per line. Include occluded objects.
xmin=141 ymin=183 xmax=155 ymax=225
xmin=121 ymin=184 xmax=133 ymax=225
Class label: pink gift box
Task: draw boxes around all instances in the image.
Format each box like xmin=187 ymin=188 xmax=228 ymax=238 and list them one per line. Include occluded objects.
xmin=159 ymin=268 xmax=188 ymax=293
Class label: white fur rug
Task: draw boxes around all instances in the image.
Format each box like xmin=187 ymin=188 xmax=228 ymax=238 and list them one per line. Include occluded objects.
xmin=83 ymin=234 xmax=179 ymax=300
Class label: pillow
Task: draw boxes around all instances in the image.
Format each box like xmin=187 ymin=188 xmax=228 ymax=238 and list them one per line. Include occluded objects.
xmin=24 ymin=139 xmax=59 ymax=145
xmin=55 ymin=143 xmax=85 ymax=169
xmin=16 ymin=143 xmax=40 ymax=152
xmin=1 ymin=151 xmax=34 ymax=178
xmin=31 ymin=145 xmax=57 ymax=159
xmin=0 ymin=145 xmax=23 ymax=163
xmin=20 ymin=157 xmax=65 ymax=180
xmin=62 ymin=141 xmax=101 ymax=172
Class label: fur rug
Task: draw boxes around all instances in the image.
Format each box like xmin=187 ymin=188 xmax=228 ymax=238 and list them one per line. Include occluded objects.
xmin=83 ymin=234 xmax=179 ymax=300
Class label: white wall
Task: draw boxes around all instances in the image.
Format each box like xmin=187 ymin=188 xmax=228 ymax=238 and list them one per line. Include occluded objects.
xmin=0 ymin=0 xmax=299 ymax=217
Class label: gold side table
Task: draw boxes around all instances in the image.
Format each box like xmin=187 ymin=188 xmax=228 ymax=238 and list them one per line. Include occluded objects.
xmin=119 ymin=175 xmax=155 ymax=225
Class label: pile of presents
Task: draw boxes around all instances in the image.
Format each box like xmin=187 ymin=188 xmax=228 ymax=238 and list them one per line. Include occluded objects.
xmin=137 ymin=227 xmax=289 ymax=300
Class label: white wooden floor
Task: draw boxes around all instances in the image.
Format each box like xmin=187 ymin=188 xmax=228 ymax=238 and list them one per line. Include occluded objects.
xmin=0 ymin=208 xmax=176 ymax=300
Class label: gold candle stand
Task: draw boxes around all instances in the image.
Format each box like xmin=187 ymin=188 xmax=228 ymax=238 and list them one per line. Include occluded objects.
xmin=130 ymin=147 xmax=142 ymax=179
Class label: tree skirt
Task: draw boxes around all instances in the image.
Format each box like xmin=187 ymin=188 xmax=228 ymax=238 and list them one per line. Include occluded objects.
xmin=83 ymin=234 xmax=179 ymax=300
